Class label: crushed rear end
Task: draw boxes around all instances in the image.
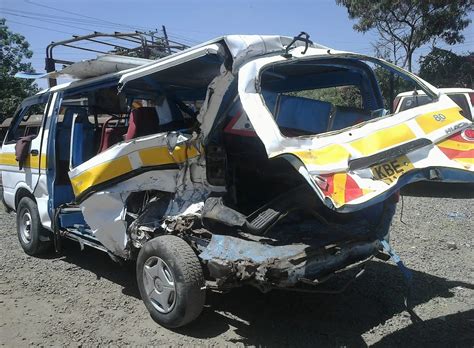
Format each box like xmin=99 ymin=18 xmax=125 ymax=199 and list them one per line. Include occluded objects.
xmin=72 ymin=35 xmax=473 ymax=292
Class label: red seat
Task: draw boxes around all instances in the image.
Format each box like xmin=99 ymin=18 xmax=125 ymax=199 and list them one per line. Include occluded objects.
xmin=125 ymin=107 xmax=161 ymax=141
xmin=97 ymin=117 xmax=127 ymax=153
xmin=98 ymin=126 xmax=127 ymax=153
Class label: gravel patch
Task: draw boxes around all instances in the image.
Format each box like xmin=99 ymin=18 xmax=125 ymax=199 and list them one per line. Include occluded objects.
xmin=0 ymin=182 xmax=473 ymax=347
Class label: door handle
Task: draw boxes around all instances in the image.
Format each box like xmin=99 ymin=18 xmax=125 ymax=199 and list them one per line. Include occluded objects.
xmin=30 ymin=150 xmax=39 ymax=156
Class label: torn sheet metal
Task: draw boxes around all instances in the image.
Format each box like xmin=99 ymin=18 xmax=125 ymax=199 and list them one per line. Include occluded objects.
xmin=237 ymin=49 xmax=474 ymax=212
xmin=118 ymin=43 xmax=225 ymax=88
xmin=197 ymin=67 xmax=235 ymax=138
xmin=161 ymin=154 xmax=215 ymax=219
xmin=222 ymin=35 xmax=326 ymax=72
xmin=200 ymin=234 xmax=307 ymax=263
xmin=80 ymin=170 xmax=179 ymax=257
xmin=199 ymin=235 xmax=381 ymax=286
xmin=78 ymin=136 xmax=219 ymax=257
xmin=81 ymin=191 xmax=129 ymax=257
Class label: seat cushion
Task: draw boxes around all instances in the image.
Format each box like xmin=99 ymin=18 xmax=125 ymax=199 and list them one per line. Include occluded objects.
xmin=98 ymin=123 xmax=127 ymax=153
xmin=125 ymin=107 xmax=161 ymax=140
xmin=275 ymin=95 xmax=333 ymax=135
xmin=331 ymin=106 xmax=373 ymax=131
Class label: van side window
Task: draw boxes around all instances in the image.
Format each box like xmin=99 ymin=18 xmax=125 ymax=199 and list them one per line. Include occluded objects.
xmin=5 ymin=102 xmax=46 ymax=143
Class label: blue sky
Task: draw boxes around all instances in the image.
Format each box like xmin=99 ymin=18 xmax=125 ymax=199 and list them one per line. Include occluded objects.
xmin=1 ymin=0 xmax=473 ymax=89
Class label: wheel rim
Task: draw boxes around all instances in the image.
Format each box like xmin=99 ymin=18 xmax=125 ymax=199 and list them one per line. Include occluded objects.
xmin=143 ymin=256 xmax=177 ymax=314
xmin=19 ymin=209 xmax=32 ymax=244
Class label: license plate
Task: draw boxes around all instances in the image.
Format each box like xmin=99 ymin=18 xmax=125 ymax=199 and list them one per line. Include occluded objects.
xmin=371 ymin=155 xmax=414 ymax=184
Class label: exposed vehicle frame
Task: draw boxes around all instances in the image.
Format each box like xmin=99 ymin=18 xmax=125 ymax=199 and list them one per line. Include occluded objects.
xmin=2 ymin=34 xmax=473 ymax=328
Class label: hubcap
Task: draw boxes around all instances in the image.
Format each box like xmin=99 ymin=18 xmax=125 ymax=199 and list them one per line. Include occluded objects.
xmin=19 ymin=210 xmax=32 ymax=244
xmin=143 ymin=256 xmax=176 ymax=313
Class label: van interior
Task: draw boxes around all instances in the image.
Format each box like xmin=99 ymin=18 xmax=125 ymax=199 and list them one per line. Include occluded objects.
xmin=53 ymin=56 xmax=414 ymax=249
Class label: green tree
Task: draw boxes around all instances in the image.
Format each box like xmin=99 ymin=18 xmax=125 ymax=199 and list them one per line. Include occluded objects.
xmin=0 ymin=18 xmax=38 ymax=120
xmin=419 ymin=48 xmax=474 ymax=88
xmin=336 ymin=0 xmax=473 ymax=72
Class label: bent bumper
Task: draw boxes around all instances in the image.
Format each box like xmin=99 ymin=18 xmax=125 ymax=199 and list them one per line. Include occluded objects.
xmin=199 ymin=234 xmax=382 ymax=288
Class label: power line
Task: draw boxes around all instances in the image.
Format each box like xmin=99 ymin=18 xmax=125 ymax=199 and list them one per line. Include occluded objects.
xmin=7 ymin=4 xmax=201 ymax=44
xmin=3 ymin=8 xmax=114 ymax=25
xmin=5 ymin=19 xmax=76 ymax=35
xmin=3 ymin=11 xmax=101 ymax=33
xmin=166 ymin=34 xmax=200 ymax=45
xmin=24 ymin=0 xmax=156 ymax=33
xmin=4 ymin=8 xmax=199 ymax=49
xmin=2 ymin=8 xmax=143 ymax=32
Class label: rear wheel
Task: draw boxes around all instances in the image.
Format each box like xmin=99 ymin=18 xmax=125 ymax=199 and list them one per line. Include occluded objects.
xmin=136 ymin=235 xmax=206 ymax=328
xmin=16 ymin=197 xmax=51 ymax=255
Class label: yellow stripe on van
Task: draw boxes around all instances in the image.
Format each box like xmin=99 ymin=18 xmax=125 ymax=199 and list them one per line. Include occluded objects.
xmin=24 ymin=153 xmax=47 ymax=169
xmin=70 ymin=156 xmax=133 ymax=196
xmin=286 ymin=108 xmax=469 ymax=172
xmin=292 ymin=144 xmax=350 ymax=166
xmin=415 ymin=107 xmax=464 ymax=134
xmin=139 ymin=144 xmax=200 ymax=167
xmin=0 ymin=153 xmax=18 ymax=167
xmin=0 ymin=152 xmax=47 ymax=169
xmin=350 ymin=123 xmax=416 ymax=156
xmin=70 ymin=144 xmax=201 ymax=197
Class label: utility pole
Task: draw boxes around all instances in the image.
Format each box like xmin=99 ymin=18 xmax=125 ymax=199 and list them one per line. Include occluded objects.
xmin=162 ymin=25 xmax=172 ymax=54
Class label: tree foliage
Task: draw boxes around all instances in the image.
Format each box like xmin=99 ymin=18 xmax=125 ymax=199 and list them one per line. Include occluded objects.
xmin=419 ymin=48 xmax=474 ymax=88
xmin=336 ymin=0 xmax=473 ymax=71
xmin=374 ymin=68 xmax=415 ymax=111
xmin=288 ymin=86 xmax=363 ymax=108
xmin=0 ymin=18 xmax=38 ymax=120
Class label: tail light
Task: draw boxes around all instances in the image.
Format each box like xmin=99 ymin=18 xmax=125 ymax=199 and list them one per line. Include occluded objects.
xmin=462 ymin=128 xmax=474 ymax=141
xmin=469 ymin=92 xmax=474 ymax=107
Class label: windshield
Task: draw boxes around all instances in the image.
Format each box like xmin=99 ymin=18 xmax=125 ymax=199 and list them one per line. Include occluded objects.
xmin=259 ymin=57 xmax=435 ymax=137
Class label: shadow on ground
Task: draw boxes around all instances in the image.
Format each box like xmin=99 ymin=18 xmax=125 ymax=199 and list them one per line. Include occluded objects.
xmin=54 ymin=240 xmax=474 ymax=347
xmin=372 ymin=309 xmax=474 ymax=348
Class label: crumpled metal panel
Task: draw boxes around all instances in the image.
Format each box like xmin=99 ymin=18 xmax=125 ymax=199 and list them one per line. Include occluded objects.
xmin=80 ymin=170 xmax=179 ymax=258
xmin=223 ymin=35 xmax=323 ymax=72
xmin=199 ymin=234 xmax=382 ymax=286
xmin=199 ymin=235 xmax=307 ymax=263
xmin=68 ymin=132 xmax=199 ymax=198
xmin=237 ymin=49 xmax=474 ymax=212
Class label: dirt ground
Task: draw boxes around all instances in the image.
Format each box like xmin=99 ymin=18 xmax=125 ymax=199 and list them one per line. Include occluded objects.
xmin=0 ymin=182 xmax=473 ymax=347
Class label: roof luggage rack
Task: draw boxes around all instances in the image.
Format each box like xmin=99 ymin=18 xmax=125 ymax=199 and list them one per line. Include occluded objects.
xmin=45 ymin=29 xmax=189 ymax=87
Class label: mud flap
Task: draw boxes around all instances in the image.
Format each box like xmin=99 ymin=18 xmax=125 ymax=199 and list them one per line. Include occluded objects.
xmin=380 ymin=240 xmax=422 ymax=323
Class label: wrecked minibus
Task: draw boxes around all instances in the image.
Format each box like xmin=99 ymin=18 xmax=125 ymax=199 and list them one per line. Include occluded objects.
xmin=1 ymin=34 xmax=473 ymax=328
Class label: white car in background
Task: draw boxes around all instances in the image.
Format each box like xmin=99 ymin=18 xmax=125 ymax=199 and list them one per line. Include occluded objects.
xmin=394 ymin=88 xmax=474 ymax=121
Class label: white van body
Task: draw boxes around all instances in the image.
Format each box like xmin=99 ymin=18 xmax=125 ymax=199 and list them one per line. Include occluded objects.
xmin=394 ymin=88 xmax=474 ymax=121
xmin=2 ymin=35 xmax=473 ymax=327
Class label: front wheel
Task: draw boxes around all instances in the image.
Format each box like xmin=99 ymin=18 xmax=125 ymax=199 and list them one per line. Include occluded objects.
xmin=136 ymin=235 xmax=206 ymax=328
xmin=16 ymin=197 xmax=51 ymax=255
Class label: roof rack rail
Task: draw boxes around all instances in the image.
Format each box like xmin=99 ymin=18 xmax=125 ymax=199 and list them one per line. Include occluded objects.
xmin=45 ymin=27 xmax=189 ymax=87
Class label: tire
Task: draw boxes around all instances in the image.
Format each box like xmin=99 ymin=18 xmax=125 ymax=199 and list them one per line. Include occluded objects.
xmin=136 ymin=235 xmax=206 ymax=328
xmin=16 ymin=197 xmax=52 ymax=255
